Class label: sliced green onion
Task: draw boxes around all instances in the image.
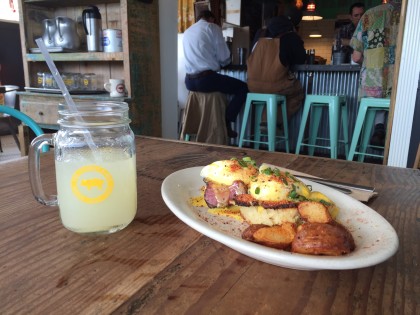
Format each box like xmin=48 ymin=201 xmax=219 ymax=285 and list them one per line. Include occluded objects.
xmin=262 ymin=168 xmax=273 ymax=175
xmin=319 ymin=199 xmax=332 ymax=206
xmin=289 ymin=190 xmax=298 ymax=199
xmin=238 ymin=160 xmax=248 ymax=167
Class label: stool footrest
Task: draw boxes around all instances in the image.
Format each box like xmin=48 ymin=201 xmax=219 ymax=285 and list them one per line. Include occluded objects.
xmin=352 ymin=151 xmax=384 ymax=159
xmin=242 ymin=135 xmax=288 ymax=145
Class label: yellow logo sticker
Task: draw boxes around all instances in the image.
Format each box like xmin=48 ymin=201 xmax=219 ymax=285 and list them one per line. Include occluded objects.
xmin=71 ymin=165 xmax=114 ymax=204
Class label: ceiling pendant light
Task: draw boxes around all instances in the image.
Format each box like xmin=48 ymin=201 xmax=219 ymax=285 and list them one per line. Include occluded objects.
xmin=309 ymin=29 xmax=322 ymax=38
xmin=302 ymin=0 xmax=323 ymax=21
xmin=309 ymin=22 xmax=322 ymax=38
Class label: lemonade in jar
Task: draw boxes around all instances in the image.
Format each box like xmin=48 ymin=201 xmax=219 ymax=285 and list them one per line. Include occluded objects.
xmin=29 ymin=101 xmax=137 ymax=234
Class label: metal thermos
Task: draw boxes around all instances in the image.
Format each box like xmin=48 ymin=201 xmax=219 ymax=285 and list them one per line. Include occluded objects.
xmin=226 ymin=36 xmax=233 ymax=63
xmin=308 ymin=49 xmax=315 ymax=64
xmin=82 ymin=5 xmax=103 ymax=52
xmin=237 ymin=47 xmax=246 ymax=65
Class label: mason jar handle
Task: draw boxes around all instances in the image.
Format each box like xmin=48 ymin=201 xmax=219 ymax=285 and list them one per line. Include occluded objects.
xmin=28 ymin=134 xmax=58 ymax=206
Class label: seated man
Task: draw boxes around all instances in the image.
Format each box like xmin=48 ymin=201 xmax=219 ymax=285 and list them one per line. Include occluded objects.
xmin=247 ymin=7 xmax=306 ymax=123
xmin=183 ymin=10 xmax=248 ymax=138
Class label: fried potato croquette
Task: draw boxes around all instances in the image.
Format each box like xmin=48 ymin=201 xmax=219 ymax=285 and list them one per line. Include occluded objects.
xmin=297 ymin=201 xmax=333 ymax=224
xmin=242 ymin=223 xmax=297 ymax=249
xmin=291 ymin=222 xmax=355 ymax=256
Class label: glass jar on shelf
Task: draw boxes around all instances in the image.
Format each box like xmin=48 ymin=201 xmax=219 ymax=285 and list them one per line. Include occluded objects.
xmin=45 ymin=73 xmax=56 ymax=89
xmin=37 ymin=72 xmax=45 ymax=88
xmin=81 ymin=73 xmax=97 ymax=90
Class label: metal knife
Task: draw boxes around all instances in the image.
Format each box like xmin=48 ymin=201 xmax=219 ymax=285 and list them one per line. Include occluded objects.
xmin=295 ymin=175 xmax=375 ymax=195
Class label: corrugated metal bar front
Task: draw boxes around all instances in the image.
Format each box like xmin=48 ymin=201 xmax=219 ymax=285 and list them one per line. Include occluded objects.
xmin=220 ymin=67 xmax=360 ymax=157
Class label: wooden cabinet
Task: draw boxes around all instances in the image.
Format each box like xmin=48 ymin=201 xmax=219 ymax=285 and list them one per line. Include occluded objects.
xmin=17 ymin=0 xmax=161 ymax=136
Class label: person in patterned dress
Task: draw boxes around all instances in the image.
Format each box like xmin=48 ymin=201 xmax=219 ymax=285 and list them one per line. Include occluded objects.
xmin=350 ymin=0 xmax=401 ymax=146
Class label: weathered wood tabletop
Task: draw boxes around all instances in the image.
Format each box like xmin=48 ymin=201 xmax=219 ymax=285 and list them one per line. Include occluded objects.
xmin=0 ymin=136 xmax=418 ymax=314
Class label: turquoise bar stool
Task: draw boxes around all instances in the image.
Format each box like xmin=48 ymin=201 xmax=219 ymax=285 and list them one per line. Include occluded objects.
xmin=347 ymin=97 xmax=390 ymax=162
xmin=295 ymin=94 xmax=349 ymax=159
xmin=238 ymin=93 xmax=289 ymax=152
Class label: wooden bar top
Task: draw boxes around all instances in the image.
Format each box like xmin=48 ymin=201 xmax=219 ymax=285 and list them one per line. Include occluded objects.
xmin=0 ymin=136 xmax=418 ymax=314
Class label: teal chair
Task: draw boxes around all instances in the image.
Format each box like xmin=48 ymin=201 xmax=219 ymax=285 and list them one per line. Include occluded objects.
xmin=238 ymin=93 xmax=289 ymax=152
xmin=295 ymin=94 xmax=349 ymax=159
xmin=0 ymin=86 xmax=21 ymax=151
xmin=0 ymin=106 xmax=44 ymax=151
xmin=347 ymin=97 xmax=390 ymax=162
xmin=0 ymin=106 xmax=43 ymax=136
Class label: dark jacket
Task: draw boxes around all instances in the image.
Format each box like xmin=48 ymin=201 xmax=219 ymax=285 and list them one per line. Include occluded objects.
xmin=252 ymin=16 xmax=306 ymax=68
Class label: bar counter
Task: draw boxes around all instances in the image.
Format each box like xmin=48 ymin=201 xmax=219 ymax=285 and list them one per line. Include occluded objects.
xmin=221 ymin=64 xmax=362 ymax=157
xmin=293 ymin=64 xmax=361 ymax=71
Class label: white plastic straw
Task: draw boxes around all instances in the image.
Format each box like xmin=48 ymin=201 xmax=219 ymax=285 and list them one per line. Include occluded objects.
xmin=35 ymin=38 xmax=98 ymax=152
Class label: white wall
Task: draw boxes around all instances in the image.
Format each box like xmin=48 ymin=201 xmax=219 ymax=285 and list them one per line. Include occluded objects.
xmin=388 ymin=0 xmax=420 ymax=167
xmin=177 ymin=33 xmax=189 ymax=110
xmin=159 ymin=0 xmax=178 ymax=139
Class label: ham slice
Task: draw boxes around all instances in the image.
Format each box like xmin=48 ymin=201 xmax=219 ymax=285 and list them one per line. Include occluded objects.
xmin=204 ymin=180 xmax=247 ymax=208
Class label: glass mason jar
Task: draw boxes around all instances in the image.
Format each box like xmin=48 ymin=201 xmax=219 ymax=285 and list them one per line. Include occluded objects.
xmin=44 ymin=72 xmax=55 ymax=88
xmin=81 ymin=73 xmax=97 ymax=90
xmin=28 ymin=101 xmax=137 ymax=234
xmin=62 ymin=72 xmax=76 ymax=90
xmin=37 ymin=71 xmax=45 ymax=88
xmin=72 ymin=72 xmax=82 ymax=90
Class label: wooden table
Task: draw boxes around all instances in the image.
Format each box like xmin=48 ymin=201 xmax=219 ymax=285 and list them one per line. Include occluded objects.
xmin=0 ymin=136 xmax=418 ymax=314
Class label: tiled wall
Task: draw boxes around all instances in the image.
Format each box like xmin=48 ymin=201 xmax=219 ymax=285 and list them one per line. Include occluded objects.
xmin=297 ymin=19 xmax=338 ymax=64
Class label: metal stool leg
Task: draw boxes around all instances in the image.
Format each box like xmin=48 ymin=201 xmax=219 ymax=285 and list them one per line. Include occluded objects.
xmin=295 ymin=98 xmax=312 ymax=155
xmin=308 ymin=104 xmax=323 ymax=156
xmin=238 ymin=96 xmax=253 ymax=148
xmin=279 ymin=97 xmax=289 ymax=153
xmin=341 ymin=100 xmax=349 ymax=159
xmin=328 ymin=97 xmax=340 ymax=159
xmin=266 ymin=96 xmax=277 ymax=152
xmin=253 ymin=102 xmax=265 ymax=150
xmin=348 ymin=102 xmax=368 ymax=161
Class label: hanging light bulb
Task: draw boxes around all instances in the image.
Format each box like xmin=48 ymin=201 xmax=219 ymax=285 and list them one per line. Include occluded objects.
xmin=295 ymin=0 xmax=304 ymax=9
xmin=307 ymin=1 xmax=315 ymax=11
xmin=309 ymin=30 xmax=322 ymax=38
xmin=309 ymin=21 xmax=322 ymax=38
xmin=302 ymin=1 xmax=323 ymax=21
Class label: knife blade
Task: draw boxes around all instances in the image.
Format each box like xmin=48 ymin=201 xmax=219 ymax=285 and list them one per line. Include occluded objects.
xmin=294 ymin=175 xmax=375 ymax=195
xmin=295 ymin=176 xmax=352 ymax=194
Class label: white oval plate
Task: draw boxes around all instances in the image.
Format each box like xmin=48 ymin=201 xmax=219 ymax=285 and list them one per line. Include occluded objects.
xmin=161 ymin=167 xmax=399 ymax=270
